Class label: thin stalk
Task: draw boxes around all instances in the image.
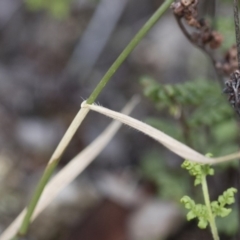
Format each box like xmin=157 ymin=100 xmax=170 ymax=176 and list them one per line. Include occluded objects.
xmin=13 ymin=107 xmax=90 ymax=239
xmin=201 ymin=175 xmax=219 ymax=240
xmin=87 ymin=0 xmax=175 ymax=104
xmin=233 ymin=1 xmax=240 ymax=237
xmin=234 ymin=0 xmax=240 ymax=70
xmin=179 ymin=107 xmax=192 ymax=147
xmin=11 ymin=0 xmax=174 ymax=239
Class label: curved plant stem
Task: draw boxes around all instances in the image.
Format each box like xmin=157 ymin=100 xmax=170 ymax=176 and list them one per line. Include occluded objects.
xmin=11 ymin=1 xmax=174 ymax=239
xmin=201 ymin=175 xmax=219 ymax=240
xmin=174 ymin=16 xmax=223 ymax=87
xmin=87 ymin=0 xmax=175 ymax=104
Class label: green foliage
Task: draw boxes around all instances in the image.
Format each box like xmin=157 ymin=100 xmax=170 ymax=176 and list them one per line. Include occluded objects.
xmin=140 ymin=76 xmax=239 ymax=236
xmin=145 ymin=118 xmax=182 ymax=140
xmin=141 ymin=76 xmax=238 ymax=156
xmin=181 ymin=159 xmax=214 ymax=186
xmin=140 ymin=3 xmax=239 ymax=236
xmin=181 ymin=188 xmax=237 ymax=229
xmin=211 ymin=188 xmax=237 ymax=217
xmin=24 ymin=0 xmax=73 ymax=18
xmin=216 ymin=206 xmax=238 ymax=235
xmin=181 ymin=196 xmax=209 ymax=229
xmin=141 ymin=76 xmax=211 ymax=110
xmin=140 ymin=151 xmax=190 ymax=200
xmin=181 ymin=160 xmax=237 ymax=233
xmin=141 ymin=76 xmax=233 ymax=126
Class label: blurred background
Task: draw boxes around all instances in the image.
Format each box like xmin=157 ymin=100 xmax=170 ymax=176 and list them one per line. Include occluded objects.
xmin=0 ymin=0 xmax=238 ymax=239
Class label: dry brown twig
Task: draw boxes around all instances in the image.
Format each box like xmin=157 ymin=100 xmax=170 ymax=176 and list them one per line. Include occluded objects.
xmin=171 ymin=0 xmax=223 ymax=50
xmin=171 ymin=0 xmax=224 ymax=85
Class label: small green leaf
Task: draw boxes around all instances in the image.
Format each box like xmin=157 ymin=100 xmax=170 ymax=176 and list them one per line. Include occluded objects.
xmin=194 ymin=177 xmax=202 ymax=186
xmin=198 ymin=218 xmax=208 ymax=229
xmin=187 ymin=211 xmax=197 ymax=220
xmin=218 ymin=195 xmax=225 ymax=205
xmin=208 ymin=168 xmax=214 ymax=175
xmin=158 ymin=90 xmax=172 ymax=106
xmin=181 ymin=196 xmax=195 ymax=209
xmin=218 ymin=188 xmax=237 ymax=205
xmin=165 ymin=85 xmax=175 ymax=96
xmin=218 ymin=208 xmax=232 ymax=217
xmin=144 ymin=85 xmax=159 ymax=100
xmin=211 ymin=201 xmax=220 ymax=209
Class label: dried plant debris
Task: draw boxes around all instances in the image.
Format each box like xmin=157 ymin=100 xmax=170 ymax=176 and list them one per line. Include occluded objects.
xmin=171 ymin=0 xmax=223 ymax=50
xmin=171 ymin=0 xmax=199 ymax=26
xmin=222 ymin=0 xmax=240 ymax=116
xmin=216 ymin=45 xmax=238 ymax=76
xmin=223 ymin=70 xmax=240 ymax=116
xmin=171 ymin=1 xmax=240 ymax=116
